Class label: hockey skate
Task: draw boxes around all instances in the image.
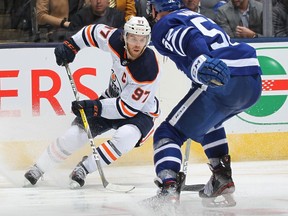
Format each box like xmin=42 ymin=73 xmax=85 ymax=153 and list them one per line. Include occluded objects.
xmin=24 ymin=164 xmax=44 ymax=186
xmin=69 ymin=156 xmax=89 ymax=189
xmin=199 ymin=155 xmax=236 ymax=207
xmin=141 ymin=172 xmax=185 ymax=215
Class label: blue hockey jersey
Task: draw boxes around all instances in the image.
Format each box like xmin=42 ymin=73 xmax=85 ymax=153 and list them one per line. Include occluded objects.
xmin=151 ymin=9 xmax=262 ymax=81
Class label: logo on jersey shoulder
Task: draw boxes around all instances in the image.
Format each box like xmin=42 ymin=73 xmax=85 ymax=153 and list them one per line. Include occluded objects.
xmin=162 ymin=28 xmax=186 ymax=56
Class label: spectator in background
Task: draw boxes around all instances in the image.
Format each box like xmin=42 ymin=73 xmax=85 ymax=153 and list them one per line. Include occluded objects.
xmin=215 ymin=0 xmax=263 ymax=38
xmin=69 ymin=0 xmax=90 ymax=15
xmin=109 ymin=0 xmax=136 ymax=21
xmin=36 ymin=0 xmax=69 ymax=28
xmin=198 ymin=0 xmax=228 ymax=21
xmin=273 ymin=0 xmax=279 ymax=6
xmin=35 ymin=0 xmax=89 ymax=41
xmin=67 ymin=0 xmax=125 ymax=32
xmin=273 ymin=0 xmax=288 ymax=37
xmin=6 ymin=0 xmax=32 ymax=31
xmin=135 ymin=0 xmax=149 ymax=18
xmin=254 ymin=0 xmax=278 ymax=3
xmin=182 ymin=0 xmax=206 ymax=15
xmin=3 ymin=0 xmax=16 ymax=14
xmin=36 ymin=0 xmax=90 ymax=29
xmin=182 ymin=0 xmax=227 ymax=20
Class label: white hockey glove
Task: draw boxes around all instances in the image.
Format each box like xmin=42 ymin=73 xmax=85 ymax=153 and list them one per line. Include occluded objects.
xmin=190 ymin=54 xmax=230 ymax=87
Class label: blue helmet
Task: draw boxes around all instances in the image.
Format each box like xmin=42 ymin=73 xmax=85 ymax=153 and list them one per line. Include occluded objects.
xmin=150 ymin=0 xmax=182 ymax=13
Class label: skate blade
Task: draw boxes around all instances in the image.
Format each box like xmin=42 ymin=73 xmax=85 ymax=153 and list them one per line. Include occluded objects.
xmin=69 ymin=180 xmax=81 ymax=189
xmin=202 ymin=193 xmax=236 ymax=208
xmin=23 ymin=178 xmax=35 ymax=187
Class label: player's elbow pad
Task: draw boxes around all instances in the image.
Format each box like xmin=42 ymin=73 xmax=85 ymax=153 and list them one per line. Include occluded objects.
xmin=190 ymin=54 xmax=230 ymax=87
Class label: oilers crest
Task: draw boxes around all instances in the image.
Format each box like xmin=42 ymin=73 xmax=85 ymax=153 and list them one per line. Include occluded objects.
xmin=107 ymin=69 xmax=123 ymax=97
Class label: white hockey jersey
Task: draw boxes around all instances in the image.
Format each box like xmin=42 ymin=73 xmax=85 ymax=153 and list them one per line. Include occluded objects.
xmin=72 ymin=24 xmax=161 ymax=119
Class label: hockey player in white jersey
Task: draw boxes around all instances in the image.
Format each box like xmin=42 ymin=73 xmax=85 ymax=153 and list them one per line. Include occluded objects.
xmin=24 ymin=16 xmax=161 ymax=188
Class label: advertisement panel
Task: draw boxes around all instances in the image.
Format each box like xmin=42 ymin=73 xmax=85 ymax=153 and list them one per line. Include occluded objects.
xmin=0 ymin=42 xmax=287 ymax=166
xmin=234 ymin=43 xmax=288 ymax=132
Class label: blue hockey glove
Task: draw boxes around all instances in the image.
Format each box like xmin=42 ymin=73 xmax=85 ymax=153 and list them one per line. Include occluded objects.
xmin=190 ymin=54 xmax=230 ymax=87
xmin=71 ymin=100 xmax=102 ymax=118
xmin=54 ymin=38 xmax=80 ymax=66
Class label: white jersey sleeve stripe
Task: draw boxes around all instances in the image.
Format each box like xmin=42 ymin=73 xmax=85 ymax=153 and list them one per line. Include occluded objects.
xmin=117 ymin=99 xmax=138 ymax=118
xmin=85 ymin=25 xmax=97 ymax=47
xmin=71 ymin=26 xmax=90 ymax=49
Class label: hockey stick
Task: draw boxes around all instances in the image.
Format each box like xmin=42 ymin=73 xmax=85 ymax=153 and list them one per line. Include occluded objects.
xmin=180 ymin=139 xmax=205 ymax=192
xmin=64 ymin=64 xmax=135 ymax=193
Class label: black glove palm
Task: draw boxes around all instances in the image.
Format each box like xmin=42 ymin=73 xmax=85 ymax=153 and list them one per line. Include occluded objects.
xmin=71 ymin=100 xmax=102 ymax=118
xmin=54 ymin=39 xmax=80 ymax=66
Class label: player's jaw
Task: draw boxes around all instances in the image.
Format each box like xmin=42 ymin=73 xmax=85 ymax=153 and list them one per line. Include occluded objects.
xmin=127 ymin=45 xmax=145 ymax=60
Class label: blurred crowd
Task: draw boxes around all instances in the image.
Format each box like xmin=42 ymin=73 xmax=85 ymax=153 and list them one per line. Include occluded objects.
xmin=0 ymin=0 xmax=287 ymax=43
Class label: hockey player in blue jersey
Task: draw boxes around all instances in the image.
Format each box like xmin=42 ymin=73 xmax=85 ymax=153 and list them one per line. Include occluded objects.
xmin=148 ymin=0 xmax=262 ymax=207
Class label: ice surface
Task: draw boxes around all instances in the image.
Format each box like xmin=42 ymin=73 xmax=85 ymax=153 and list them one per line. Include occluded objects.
xmin=0 ymin=160 xmax=288 ymax=216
